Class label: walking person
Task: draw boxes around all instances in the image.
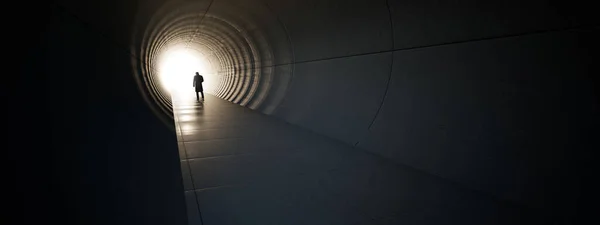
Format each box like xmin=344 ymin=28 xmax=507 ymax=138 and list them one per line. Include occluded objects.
xmin=193 ymin=72 xmax=204 ymax=101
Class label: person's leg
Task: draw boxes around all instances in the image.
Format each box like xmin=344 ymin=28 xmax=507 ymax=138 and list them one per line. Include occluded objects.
xmin=201 ymin=91 xmax=204 ymax=99
xmin=195 ymin=91 xmax=199 ymax=101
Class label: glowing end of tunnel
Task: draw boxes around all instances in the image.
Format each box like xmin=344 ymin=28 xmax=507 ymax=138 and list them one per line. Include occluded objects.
xmin=157 ymin=45 xmax=215 ymax=96
xmin=130 ymin=0 xmax=294 ymax=128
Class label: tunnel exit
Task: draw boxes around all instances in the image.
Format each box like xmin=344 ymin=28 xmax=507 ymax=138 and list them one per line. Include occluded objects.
xmin=157 ymin=45 xmax=214 ymax=98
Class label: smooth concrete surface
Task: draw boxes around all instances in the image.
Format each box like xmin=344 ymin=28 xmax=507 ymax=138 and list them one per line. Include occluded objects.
xmin=265 ymin=0 xmax=393 ymax=61
xmin=274 ymin=52 xmax=392 ymax=144
xmin=357 ymin=29 xmax=599 ymax=211
xmin=173 ymin=93 xmax=544 ymax=225
xmin=387 ymin=0 xmax=570 ymax=49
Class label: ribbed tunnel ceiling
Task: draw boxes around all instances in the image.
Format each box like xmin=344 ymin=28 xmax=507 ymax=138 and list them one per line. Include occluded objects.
xmin=51 ymin=0 xmax=597 ymax=219
xmin=132 ymin=0 xmax=294 ymax=121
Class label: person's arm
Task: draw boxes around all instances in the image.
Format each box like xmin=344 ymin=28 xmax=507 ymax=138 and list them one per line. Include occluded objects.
xmin=193 ymin=76 xmax=197 ymax=87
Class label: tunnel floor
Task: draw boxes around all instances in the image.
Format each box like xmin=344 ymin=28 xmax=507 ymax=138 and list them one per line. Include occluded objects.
xmin=173 ymin=94 xmax=537 ymax=225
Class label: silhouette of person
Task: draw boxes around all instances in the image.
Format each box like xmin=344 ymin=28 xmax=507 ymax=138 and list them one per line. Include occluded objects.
xmin=193 ymin=72 xmax=204 ymax=101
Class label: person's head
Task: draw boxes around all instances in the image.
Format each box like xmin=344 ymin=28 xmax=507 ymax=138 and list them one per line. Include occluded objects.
xmin=195 ymin=72 xmax=199 ymax=75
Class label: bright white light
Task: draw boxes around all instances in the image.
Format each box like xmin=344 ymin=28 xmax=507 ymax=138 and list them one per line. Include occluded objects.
xmin=158 ymin=47 xmax=213 ymax=97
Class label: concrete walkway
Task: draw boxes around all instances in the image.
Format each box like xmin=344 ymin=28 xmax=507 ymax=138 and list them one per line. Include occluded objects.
xmin=173 ymin=94 xmax=538 ymax=225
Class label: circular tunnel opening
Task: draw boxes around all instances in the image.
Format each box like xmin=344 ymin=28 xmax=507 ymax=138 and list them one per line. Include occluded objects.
xmin=130 ymin=0 xmax=294 ymax=128
xmin=157 ymin=44 xmax=215 ymax=97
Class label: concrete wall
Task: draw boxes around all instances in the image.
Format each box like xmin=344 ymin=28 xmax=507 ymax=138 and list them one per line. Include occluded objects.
xmin=263 ymin=0 xmax=598 ymax=216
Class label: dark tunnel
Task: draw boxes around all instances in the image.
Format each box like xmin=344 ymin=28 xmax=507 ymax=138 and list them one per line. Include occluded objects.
xmin=11 ymin=0 xmax=598 ymax=224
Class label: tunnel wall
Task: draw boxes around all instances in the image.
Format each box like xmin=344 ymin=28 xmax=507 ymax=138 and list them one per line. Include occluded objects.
xmin=16 ymin=2 xmax=188 ymax=224
xmin=49 ymin=0 xmax=598 ymax=221
xmin=262 ymin=0 xmax=598 ymax=217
